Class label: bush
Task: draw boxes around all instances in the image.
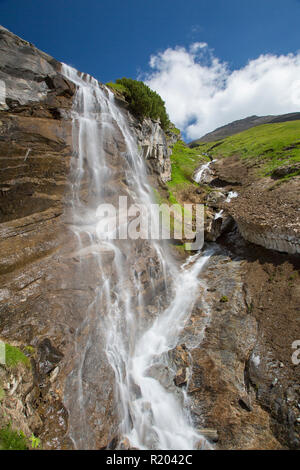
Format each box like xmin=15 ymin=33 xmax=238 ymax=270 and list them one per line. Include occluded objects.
xmin=106 ymin=82 xmax=129 ymax=97
xmin=0 ymin=425 xmax=28 ymax=450
xmin=107 ymin=78 xmax=170 ymax=130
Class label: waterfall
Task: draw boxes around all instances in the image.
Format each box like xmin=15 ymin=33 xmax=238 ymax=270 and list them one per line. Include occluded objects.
xmin=194 ymin=159 xmax=215 ymax=184
xmin=62 ymin=64 xmax=213 ymax=450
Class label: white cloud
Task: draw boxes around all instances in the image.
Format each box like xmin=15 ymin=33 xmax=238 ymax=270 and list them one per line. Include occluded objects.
xmin=144 ymin=44 xmax=300 ymax=140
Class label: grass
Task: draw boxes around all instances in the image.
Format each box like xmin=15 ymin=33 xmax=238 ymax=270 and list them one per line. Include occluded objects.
xmin=151 ymin=186 xmax=194 ymax=247
xmin=167 ymin=140 xmax=209 ymax=190
xmin=167 ymin=124 xmax=181 ymax=136
xmin=4 ymin=343 xmax=30 ymax=369
xmin=106 ymin=81 xmax=129 ymax=96
xmin=197 ymin=120 xmax=300 ymax=179
xmin=0 ymin=425 xmax=28 ymax=450
xmin=152 ymin=140 xmax=208 ymax=247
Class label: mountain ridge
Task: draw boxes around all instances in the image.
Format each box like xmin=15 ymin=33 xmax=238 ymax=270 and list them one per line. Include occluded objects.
xmin=189 ymin=112 xmax=300 ymax=146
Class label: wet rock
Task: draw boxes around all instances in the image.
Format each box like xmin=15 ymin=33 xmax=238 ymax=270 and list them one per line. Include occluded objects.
xmin=180 ymin=253 xmax=285 ymax=449
xmin=204 ymin=213 xmax=223 ymax=242
xmin=206 ymin=190 xmax=226 ymax=207
xmin=44 ymin=75 xmax=76 ymax=98
xmin=102 ymin=435 xmax=119 ymax=450
xmin=133 ymin=117 xmax=179 ymax=183
xmin=174 ymin=368 xmax=189 ymax=387
xmin=37 ymin=339 xmax=63 ymax=376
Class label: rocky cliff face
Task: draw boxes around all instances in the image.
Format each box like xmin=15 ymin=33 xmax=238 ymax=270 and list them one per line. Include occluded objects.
xmin=0 ymin=25 xmax=175 ymax=449
xmin=0 ymin=25 xmax=76 ymax=449
xmin=134 ymin=117 xmax=177 ymax=183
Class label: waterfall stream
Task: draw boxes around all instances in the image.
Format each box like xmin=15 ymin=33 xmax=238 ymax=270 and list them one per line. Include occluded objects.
xmin=193 ymin=159 xmax=215 ymax=183
xmin=62 ymin=64 xmax=213 ymax=450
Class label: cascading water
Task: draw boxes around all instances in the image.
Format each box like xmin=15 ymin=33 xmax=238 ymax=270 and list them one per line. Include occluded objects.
xmin=193 ymin=159 xmax=216 ymax=184
xmin=225 ymin=191 xmax=238 ymax=203
xmin=62 ymin=64 xmax=213 ymax=450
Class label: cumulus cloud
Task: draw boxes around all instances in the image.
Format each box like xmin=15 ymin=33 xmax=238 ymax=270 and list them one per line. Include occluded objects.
xmin=144 ymin=44 xmax=300 ymax=140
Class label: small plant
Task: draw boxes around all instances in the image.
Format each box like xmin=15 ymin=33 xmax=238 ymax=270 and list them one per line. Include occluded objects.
xmin=220 ymin=295 xmax=229 ymax=303
xmin=0 ymin=424 xmax=28 ymax=450
xmin=29 ymin=433 xmax=41 ymax=449
xmin=168 ymin=124 xmax=181 ymax=136
xmin=24 ymin=345 xmax=35 ymax=355
xmin=289 ymin=272 xmax=299 ymax=281
xmin=247 ymin=302 xmax=254 ymax=313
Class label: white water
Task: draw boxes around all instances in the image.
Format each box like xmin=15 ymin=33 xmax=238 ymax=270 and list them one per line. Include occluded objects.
xmin=194 ymin=160 xmax=212 ymax=183
xmin=214 ymin=192 xmax=238 ymax=219
xmin=62 ymin=64 xmax=213 ymax=450
xmin=225 ymin=191 xmax=238 ymax=203
xmin=194 ymin=158 xmax=217 ymax=184
xmin=214 ymin=209 xmax=224 ymax=220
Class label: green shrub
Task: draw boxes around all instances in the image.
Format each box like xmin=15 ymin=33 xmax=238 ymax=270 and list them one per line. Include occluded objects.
xmin=106 ymin=81 xmax=129 ymax=97
xmin=220 ymin=295 xmax=229 ymax=303
xmin=29 ymin=433 xmax=41 ymax=449
xmin=107 ymin=78 xmax=170 ymax=130
xmin=0 ymin=425 xmax=28 ymax=450
xmin=169 ymin=126 xmax=181 ymax=136
xmin=24 ymin=345 xmax=35 ymax=355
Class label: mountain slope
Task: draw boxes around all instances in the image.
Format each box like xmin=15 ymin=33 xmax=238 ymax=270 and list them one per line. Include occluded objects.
xmin=189 ymin=112 xmax=300 ymax=146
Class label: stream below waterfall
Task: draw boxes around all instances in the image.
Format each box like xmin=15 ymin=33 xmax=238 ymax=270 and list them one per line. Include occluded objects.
xmin=61 ymin=64 xmax=213 ymax=450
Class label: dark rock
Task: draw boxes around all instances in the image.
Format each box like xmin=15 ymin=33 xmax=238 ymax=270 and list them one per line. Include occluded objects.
xmin=44 ymin=75 xmax=76 ymax=97
xmin=37 ymin=339 xmax=63 ymax=376
xmin=174 ymin=368 xmax=188 ymax=387
xmin=238 ymin=396 xmax=253 ymax=412
xmin=271 ymin=163 xmax=300 ymax=179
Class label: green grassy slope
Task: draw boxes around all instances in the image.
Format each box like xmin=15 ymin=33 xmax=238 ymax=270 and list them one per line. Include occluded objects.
xmin=196 ymin=120 xmax=300 ymax=178
xmin=167 ymin=140 xmax=209 ymax=189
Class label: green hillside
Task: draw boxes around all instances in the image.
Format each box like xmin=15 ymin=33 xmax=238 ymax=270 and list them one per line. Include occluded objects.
xmin=170 ymin=121 xmax=300 ymax=187
xmin=196 ymin=120 xmax=300 ymax=178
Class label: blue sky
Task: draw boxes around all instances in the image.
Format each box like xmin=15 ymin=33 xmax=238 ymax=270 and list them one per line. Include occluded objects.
xmin=1 ymin=0 xmax=300 ymax=138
